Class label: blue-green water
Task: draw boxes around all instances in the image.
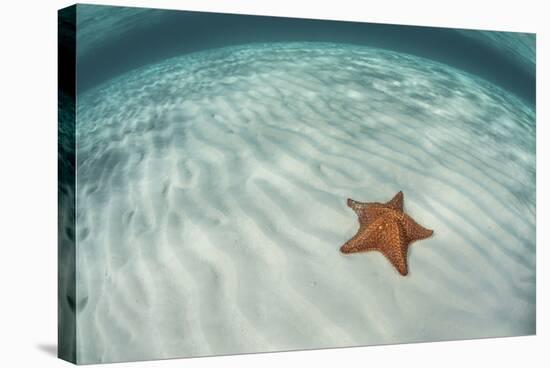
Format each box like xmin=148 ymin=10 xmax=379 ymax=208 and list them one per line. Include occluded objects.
xmin=75 ymin=4 xmax=535 ymax=105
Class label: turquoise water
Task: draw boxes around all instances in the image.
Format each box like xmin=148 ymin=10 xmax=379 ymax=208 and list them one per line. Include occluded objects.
xmin=75 ymin=5 xmax=535 ymax=105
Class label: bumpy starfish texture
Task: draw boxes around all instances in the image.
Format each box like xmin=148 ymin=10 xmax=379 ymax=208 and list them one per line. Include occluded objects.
xmin=340 ymin=191 xmax=433 ymax=276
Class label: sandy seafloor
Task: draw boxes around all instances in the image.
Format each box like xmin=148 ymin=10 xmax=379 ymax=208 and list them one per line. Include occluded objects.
xmin=73 ymin=42 xmax=535 ymax=364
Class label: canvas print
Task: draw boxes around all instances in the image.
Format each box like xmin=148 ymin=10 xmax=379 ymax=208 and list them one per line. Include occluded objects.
xmin=58 ymin=4 xmax=536 ymax=365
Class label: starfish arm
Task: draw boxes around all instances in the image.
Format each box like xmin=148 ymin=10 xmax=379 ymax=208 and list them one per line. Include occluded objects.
xmin=340 ymin=225 xmax=374 ymax=254
xmin=347 ymin=198 xmax=369 ymax=211
xmin=401 ymin=214 xmax=434 ymax=243
xmin=347 ymin=198 xmax=373 ymax=226
xmin=347 ymin=198 xmax=389 ymax=227
xmin=377 ymin=221 xmax=409 ymax=275
xmin=384 ymin=191 xmax=404 ymax=212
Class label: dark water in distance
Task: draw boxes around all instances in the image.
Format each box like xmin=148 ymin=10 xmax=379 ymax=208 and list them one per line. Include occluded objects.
xmin=75 ymin=5 xmax=535 ymax=106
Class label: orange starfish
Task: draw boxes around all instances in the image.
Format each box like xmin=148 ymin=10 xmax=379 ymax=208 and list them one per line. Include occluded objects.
xmin=340 ymin=191 xmax=433 ymax=276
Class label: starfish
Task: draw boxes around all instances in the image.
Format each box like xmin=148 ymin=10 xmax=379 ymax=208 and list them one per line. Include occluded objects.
xmin=340 ymin=191 xmax=433 ymax=276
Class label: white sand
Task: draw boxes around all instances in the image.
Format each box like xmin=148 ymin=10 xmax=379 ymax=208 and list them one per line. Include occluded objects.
xmin=74 ymin=43 xmax=535 ymax=364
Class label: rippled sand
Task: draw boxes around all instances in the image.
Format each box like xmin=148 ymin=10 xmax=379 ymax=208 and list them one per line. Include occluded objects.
xmin=73 ymin=42 xmax=535 ymax=364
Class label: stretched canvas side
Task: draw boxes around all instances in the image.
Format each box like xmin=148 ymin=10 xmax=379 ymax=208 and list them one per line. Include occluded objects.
xmin=58 ymin=4 xmax=77 ymax=364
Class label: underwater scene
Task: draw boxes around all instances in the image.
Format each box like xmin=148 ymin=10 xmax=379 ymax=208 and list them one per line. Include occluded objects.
xmin=58 ymin=4 xmax=535 ymax=364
